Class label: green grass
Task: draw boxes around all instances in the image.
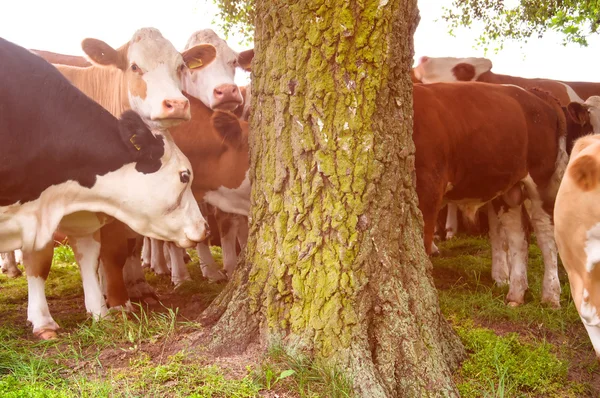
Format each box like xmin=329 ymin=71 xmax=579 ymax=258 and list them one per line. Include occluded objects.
xmin=433 ymin=234 xmax=598 ymax=397
xmin=1 ymin=236 xmax=598 ymax=397
xmin=433 ymin=235 xmax=581 ymax=334
xmin=253 ymin=340 xmax=354 ymax=398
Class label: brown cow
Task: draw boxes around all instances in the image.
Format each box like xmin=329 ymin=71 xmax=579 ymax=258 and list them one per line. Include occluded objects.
xmin=413 ymin=82 xmax=566 ymax=307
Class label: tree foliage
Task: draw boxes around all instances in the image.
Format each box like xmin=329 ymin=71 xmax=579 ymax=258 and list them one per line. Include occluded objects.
xmin=443 ymin=0 xmax=600 ymax=47
xmin=213 ymin=0 xmax=255 ymax=43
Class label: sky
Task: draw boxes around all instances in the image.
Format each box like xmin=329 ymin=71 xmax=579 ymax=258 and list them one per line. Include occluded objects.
xmin=0 ymin=0 xmax=598 ymax=83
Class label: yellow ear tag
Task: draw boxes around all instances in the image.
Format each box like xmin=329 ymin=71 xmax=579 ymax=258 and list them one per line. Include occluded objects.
xmin=187 ymin=58 xmax=204 ymax=69
xmin=130 ymin=134 xmax=141 ymax=151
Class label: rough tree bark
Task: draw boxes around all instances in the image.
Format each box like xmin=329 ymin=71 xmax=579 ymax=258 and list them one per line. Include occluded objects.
xmin=200 ymin=1 xmax=465 ymax=396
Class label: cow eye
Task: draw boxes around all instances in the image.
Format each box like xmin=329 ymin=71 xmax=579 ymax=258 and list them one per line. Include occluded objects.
xmin=179 ymin=170 xmax=191 ymax=183
xmin=131 ymin=64 xmax=139 ymax=72
xmin=178 ymin=64 xmax=186 ymax=72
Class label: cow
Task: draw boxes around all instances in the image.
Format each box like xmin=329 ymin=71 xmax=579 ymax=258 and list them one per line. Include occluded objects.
xmin=30 ymin=49 xmax=92 ymax=67
xmin=98 ymin=96 xmax=250 ymax=308
xmin=413 ymin=56 xmax=600 ymax=104
xmin=0 ymin=251 xmax=21 ymax=278
xmin=412 ymin=82 xmax=566 ymax=307
xmin=413 ymin=56 xmax=600 ymax=294
xmin=0 ymin=37 xmax=209 ymax=338
xmin=143 ymin=29 xmax=254 ymax=285
xmin=554 ymin=98 xmax=600 ymax=357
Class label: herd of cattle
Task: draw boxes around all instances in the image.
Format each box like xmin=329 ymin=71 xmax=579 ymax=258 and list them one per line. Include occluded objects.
xmin=1 ymin=28 xmax=600 ymax=359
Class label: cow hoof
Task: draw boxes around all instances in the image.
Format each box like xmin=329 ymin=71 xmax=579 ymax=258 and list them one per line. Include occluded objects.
xmin=2 ymin=268 xmax=22 ymax=278
xmin=34 ymin=328 xmax=58 ymax=340
xmin=507 ymin=301 xmax=522 ymax=307
xmin=126 ymin=280 xmax=159 ymax=303
xmin=541 ymin=298 xmax=561 ymax=309
xmin=493 ymin=279 xmax=509 ymax=287
xmin=202 ymin=269 xmax=228 ymax=283
xmin=173 ymin=278 xmax=193 ymax=290
xmin=141 ymin=262 xmax=151 ymax=269
xmin=109 ymin=301 xmax=134 ymax=313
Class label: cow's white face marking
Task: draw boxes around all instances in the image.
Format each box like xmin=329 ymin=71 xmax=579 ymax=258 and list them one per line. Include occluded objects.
xmin=126 ymin=28 xmax=189 ymax=128
xmin=414 ymin=56 xmax=493 ymax=83
xmin=585 ymin=96 xmax=600 ymax=135
xmin=182 ymin=29 xmax=248 ymax=110
xmin=204 ymin=170 xmax=251 ymax=216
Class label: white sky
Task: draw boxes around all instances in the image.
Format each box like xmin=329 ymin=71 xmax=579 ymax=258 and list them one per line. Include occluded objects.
xmin=0 ymin=0 xmax=598 ymax=83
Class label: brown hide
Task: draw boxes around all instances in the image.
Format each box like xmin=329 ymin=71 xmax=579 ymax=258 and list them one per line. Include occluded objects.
xmin=413 ymin=82 xmax=565 ymax=254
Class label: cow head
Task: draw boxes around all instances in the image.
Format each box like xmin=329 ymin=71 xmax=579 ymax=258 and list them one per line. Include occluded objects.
xmin=182 ymin=29 xmax=254 ymax=111
xmin=81 ymin=28 xmax=216 ymax=129
xmin=413 ymin=56 xmax=493 ymax=83
xmin=104 ymin=110 xmax=209 ymax=248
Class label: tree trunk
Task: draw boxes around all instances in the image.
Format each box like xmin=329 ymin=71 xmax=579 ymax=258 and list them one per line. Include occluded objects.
xmin=200 ymin=1 xmax=465 ymax=396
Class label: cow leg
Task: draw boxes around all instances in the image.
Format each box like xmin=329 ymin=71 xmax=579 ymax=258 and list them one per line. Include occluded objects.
xmin=122 ymin=237 xmax=158 ymax=303
xmin=487 ymin=202 xmax=510 ymax=286
xmin=165 ymin=242 xmax=191 ymax=287
xmin=98 ymin=225 xmax=132 ymax=311
xmin=197 ymin=242 xmax=227 ymax=282
xmin=141 ymin=237 xmax=151 ymax=268
xmin=220 ymin=216 xmax=240 ymax=278
xmin=150 ymin=239 xmax=170 ymax=275
xmin=445 ymin=203 xmax=458 ymax=240
xmin=237 ymin=216 xmax=249 ymax=249
xmin=1 ymin=251 xmax=22 ymax=278
xmin=498 ymin=203 xmax=529 ymax=306
xmin=418 ymin=186 xmax=443 ymax=257
xmin=70 ymin=232 xmax=108 ymax=320
xmin=522 ymin=177 xmax=561 ymax=308
xmin=23 ymin=243 xmax=58 ymax=339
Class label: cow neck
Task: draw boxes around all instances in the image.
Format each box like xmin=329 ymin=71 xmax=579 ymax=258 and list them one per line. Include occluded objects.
xmin=170 ymin=92 xmax=248 ymax=199
xmin=55 ymin=64 xmax=129 ymax=118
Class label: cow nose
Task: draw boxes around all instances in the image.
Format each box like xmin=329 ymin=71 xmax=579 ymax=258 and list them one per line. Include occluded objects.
xmin=162 ymin=98 xmax=190 ymax=118
xmin=419 ymin=56 xmax=429 ymax=64
xmin=213 ymin=84 xmax=243 ymax=110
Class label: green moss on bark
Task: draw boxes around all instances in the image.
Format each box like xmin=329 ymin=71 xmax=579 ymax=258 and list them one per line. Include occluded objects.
xmin=200 ymin=1 xmax=465 ymax=397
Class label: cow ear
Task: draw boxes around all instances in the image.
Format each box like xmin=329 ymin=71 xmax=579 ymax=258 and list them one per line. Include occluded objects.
xmin=211 ymin=110 xmax=245 ymax=148
xmin=570 ymin=153 xmax=600 ymax=191
xmin=117 ymin=110 xmax=165 ymax=173
xmin=237 ymin=49 xmax=254 ymax=71
xmin=182 ymin=44 xmax=216 ymax=70
xmin=567 ymin=102 xmax=590 ymax=126
xmin=451 ymin=63 xmax=476 ymax=81
xmin=82 ymin=38 xmax=129 ymax=70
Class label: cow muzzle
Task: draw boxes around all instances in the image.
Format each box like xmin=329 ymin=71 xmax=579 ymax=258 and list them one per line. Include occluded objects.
xmin=152 ymin=98 xmax=191 ymax=122
xmin=212 ymin=84 xmax=243 ymax=111
xmin=176 ymin=221 xmax=210 ymax=249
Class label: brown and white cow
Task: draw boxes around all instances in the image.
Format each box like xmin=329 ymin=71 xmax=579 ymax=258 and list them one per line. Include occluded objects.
xmin=555 ymin=98 xmax=600 ymax=357
xmin=413 ymin=82 xmax=566 ymax=307
xmin=143 ymin=30 xmax=254 ymax=285
xmin=55 ymin=27 xmax=216 ymax=129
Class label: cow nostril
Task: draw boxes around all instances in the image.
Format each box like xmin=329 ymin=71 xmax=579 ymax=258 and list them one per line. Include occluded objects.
xmin=165 ymin=102 xmax=172 ymax=109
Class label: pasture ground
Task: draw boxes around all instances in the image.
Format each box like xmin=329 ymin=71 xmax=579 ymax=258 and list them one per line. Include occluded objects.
xmin=0 ymin=236 xmax=599 ymax=397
